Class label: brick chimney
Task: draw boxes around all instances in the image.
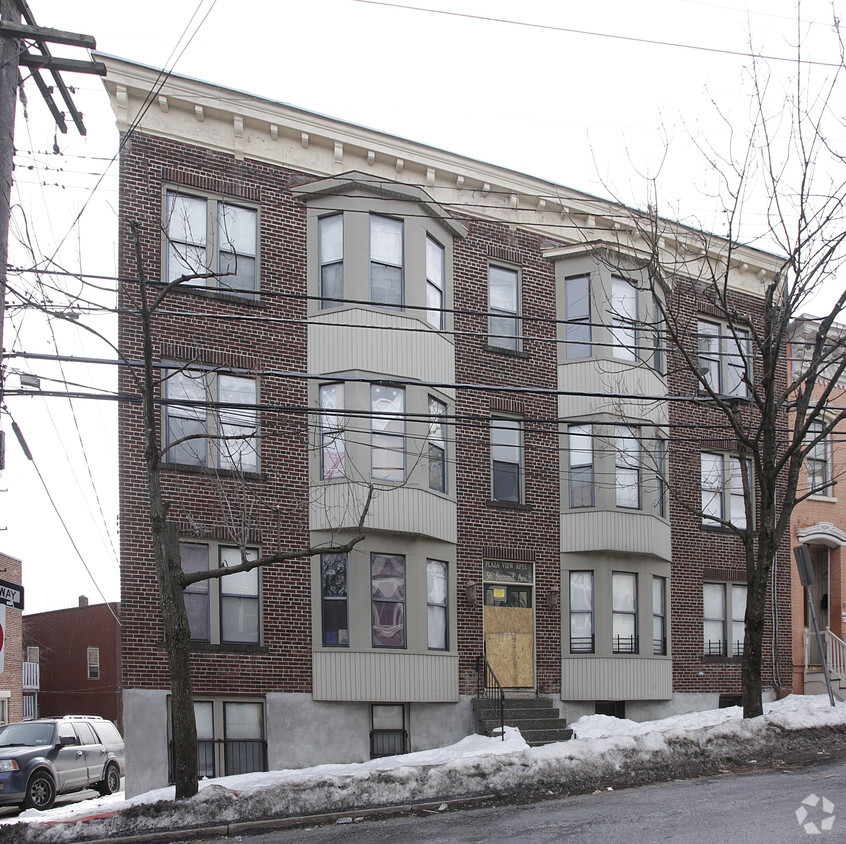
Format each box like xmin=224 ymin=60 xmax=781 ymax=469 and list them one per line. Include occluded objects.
xmin=78 ymin=595 xmax=88 ymax=607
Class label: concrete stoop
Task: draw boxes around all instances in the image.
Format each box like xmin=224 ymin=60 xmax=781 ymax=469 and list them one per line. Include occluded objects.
xmin=473 ymin=695 xmax=573 ymax=746
xmin=804 ymin=669 xmax=846 ymax=701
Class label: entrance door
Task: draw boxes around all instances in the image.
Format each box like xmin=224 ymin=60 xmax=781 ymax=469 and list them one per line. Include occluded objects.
xmin=483 ymin=583 xmax=534 ymax=688
xmin=806 ymin=546 xmax=830 ymax=665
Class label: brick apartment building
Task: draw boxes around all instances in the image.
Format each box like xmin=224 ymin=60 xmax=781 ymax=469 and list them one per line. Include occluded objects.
xmin=0 ymin=552 xmax=23 ymax=724
xmin=22 ymin=598 xmax=122 ymax=729
xmin=99 ymin=55 xmax=792 ymax=796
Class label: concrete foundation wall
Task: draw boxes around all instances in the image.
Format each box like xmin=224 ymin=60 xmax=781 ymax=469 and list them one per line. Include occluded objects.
xmin=123 ymin=689 xmax=169 ymax=797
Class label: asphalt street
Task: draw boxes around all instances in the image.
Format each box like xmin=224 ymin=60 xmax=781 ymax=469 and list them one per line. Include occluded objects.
xmin=200 ymin=752 xmax=846 ymax=843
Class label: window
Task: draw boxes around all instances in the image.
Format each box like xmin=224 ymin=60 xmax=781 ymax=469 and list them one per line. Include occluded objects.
xmin=428 ymin=396 xmax=447 ymax=492
xmin=87 ymin=647 xmax=100 ymax=680
xmin=219 ymin=547 xmax=259 ymax=643
xmin=491 ymin=418 xmax=522 ymax=503
xmin=807 ymin=421 xmax=831 ymax=496
xmin=701 ymin=453 xmax=749 ymax=528
xmin=568 ymin=424 xmax=594 ymax=508
xmin=653 ymin=576 xmax=666 ymax=655
xmin=182 ymin=542 xmax=210 ymax=641
xmin=488 ymin=266 xmax=519 ymax=350
xmin=698 ymin=320 xmax=749 ymax=397
xmin=26 ymin=646 xmax=39 ymax=663
xmin=615 ymin=425 xmax=641 ymax=509
xmin=370 ymin=215 xmax=403 ymax=308
xmin=371 ymin=385 xmax=405 ymax=481
xmin=166 ymin=192 xmax=258 ymax=296
xmin=611 ymin=277 xmax=638 ymax=361
xmin=427 ymin=560 xmax=448 ymax=650
xmin=371 ymin=553 xmax=406 ymax=648
xmin=564 ymin=275 xmax=591 ymax=359
xmin=319 ymin=383 xmax=346 ymax=479
xmin=612 ymin=572 xmax=638 ymax=654
xmin=164 ymin=368 xmax=258 ymax=472
xmin=319 ymin=214 xmax=343 ymax=307
xmin=321 ymin=553 xmax=349 ymax=647
xmin=371 ymin=704 xmax=406 ymax=757
xmin=426 ymin=236 xmax=445 ymax=328
xmin=703 ymin=582 xmax=747 ymax=656
xmin=181 ymin=699 xmax=266 ymax=779
xmin=569 ymin=571 xmax=594 ymax=654
xmin=180 ymin=542 xmax=260 ymax=645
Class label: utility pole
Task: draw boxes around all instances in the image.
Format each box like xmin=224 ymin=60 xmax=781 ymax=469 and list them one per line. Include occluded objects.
xmin=0 ymin=0 xmax=104 ymax=425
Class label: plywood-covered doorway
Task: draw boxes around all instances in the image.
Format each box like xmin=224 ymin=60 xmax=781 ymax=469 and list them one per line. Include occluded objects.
xmin=483 ymin=560 xmax=534 ymax=688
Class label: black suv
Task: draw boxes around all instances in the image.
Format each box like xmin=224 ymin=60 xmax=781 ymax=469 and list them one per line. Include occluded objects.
xmin=0 ymin=716 xmax=125 ymax=810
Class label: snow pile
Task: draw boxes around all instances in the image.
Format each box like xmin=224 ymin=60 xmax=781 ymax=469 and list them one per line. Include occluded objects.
xmin=2 ymin=695 xmax=845 ymax=843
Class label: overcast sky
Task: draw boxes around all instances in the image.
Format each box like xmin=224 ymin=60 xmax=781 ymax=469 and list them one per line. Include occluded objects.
xmin=3 ymin=0 xmax=843 ymax=614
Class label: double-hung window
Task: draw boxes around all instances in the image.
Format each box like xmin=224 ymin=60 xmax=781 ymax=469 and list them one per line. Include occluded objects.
xmin=491 ymin=418 xmax=522 ymax=503
xmin=371 ymin=385 xmax=405 ymax=481
xmin=371 ymin=553 xmax=406 ymax=648
xmin=568 ymin=424 xmax=594 ymax=508
xmin=807 ymin=421 xmax=831 ymax=495
xmin=427 ymin=560 xmax=448 ymax=650
xmin=428 ymin=396 xmax=447 ymax=492
xmin=188 ymin=699 xmax=266 ymax=779
xmin=321 ymin=553 xmax=349 ymax=647
xmin=370 ymin=215 xmax=403 ymax=308
xmin=318 ymin=214 xmax=344 ymax=307
xmin=701 ymin=453 xmax=748 ymax=528
xmin=698 ymin=320 xmax=750 ymax=397
xmin=87 ymin=647 xmax=100 ymax=680
xmin=426 ymin=237 xmax=445 ymax=328
xmin=703 ymin=582 xmax=747 ymax=657
xmin=181 ymin=542 xmax=260 ymax=645
xmin=564 ymin=275 xmax=591 ymax=359
xmin=612 ymin=572 xmax=638 ymax=654
xmin=569 ymin=571 xmax=594 ymax=654
xmin=164 ymin=368 xmax=258 ymax=472
xmin=489 ymin=266 xmax=519 ymax=350
xmin=319 ymin=383 xmax=346 ymax=479
xmin=611 ymin=277 xmax=638 ymax=362
xmin=615 ymin=425 xmax=641 ymax=509
xmin=166 ymin=192 xmax=258 ymax=296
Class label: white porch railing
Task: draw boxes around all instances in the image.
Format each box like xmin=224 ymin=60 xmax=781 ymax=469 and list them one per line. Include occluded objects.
xmin=824 ymin=627 xmax=846 ymax=680
xmin=22 ymin=661 xmax=39 ymax=691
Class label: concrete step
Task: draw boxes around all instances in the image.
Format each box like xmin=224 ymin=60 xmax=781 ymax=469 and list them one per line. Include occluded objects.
xmin=479 ymin=716 xmax=567 ymax=732
xmin=475 ymin=706 xmax=562 ymax=722
xmin=473 ymin=695 xmax=557 ymax=711
xmin=520 ymin=728 xmax=574 ymax=746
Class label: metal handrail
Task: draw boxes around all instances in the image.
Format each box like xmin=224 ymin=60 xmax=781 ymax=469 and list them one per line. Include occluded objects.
xmin=825 ymin=627 xmax=846 ymax=678
xmin=476 ymin=650 xmax=505 ymax=742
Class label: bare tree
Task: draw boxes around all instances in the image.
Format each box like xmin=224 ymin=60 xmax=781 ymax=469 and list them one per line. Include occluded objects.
xmin=595 ymin=29 xmax=846 ymax=716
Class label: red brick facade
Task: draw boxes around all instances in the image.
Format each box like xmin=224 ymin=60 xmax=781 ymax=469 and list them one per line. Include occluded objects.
xmin=23 ymin=600 xmax=122 ymax=729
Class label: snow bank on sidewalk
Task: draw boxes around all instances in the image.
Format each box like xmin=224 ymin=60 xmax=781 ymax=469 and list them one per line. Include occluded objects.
xmin=2 ymin=695 xmax=844 ymax=843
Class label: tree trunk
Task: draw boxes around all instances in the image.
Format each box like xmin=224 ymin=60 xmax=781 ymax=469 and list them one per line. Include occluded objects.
xmin=156 ymin=521 xmax=198 ymax=799
xmin=741 ymin=567 xmax=768 ymax=718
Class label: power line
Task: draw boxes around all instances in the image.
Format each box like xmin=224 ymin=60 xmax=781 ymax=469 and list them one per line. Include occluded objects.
xmin=351 ymin=0 xmax=846 ymax=68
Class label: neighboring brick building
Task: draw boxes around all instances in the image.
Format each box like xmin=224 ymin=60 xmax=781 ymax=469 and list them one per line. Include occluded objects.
xmin=789 ymin=318 xmax=846 ymax=697
xmin=99 ymin=55 xmax=791 ymax=796
xmin=22 ymin=598 xmax=122 ymax=730
xmin=0 ymin=552 xmax=23 ymax=724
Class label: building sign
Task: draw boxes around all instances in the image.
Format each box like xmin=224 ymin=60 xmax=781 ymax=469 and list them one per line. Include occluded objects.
xmin=483 ymin=560 xmax=533 ymax=585
xmin=0 ymin=579 xmax=23 ymax=610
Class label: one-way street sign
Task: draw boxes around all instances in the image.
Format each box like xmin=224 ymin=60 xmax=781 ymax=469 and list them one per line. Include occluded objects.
xmin=0 ymin=579 xmax=23 ymax=610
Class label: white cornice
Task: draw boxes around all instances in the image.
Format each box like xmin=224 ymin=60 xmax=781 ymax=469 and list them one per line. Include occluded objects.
xmin=95 ymin=53 xmax=784 ymax=291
